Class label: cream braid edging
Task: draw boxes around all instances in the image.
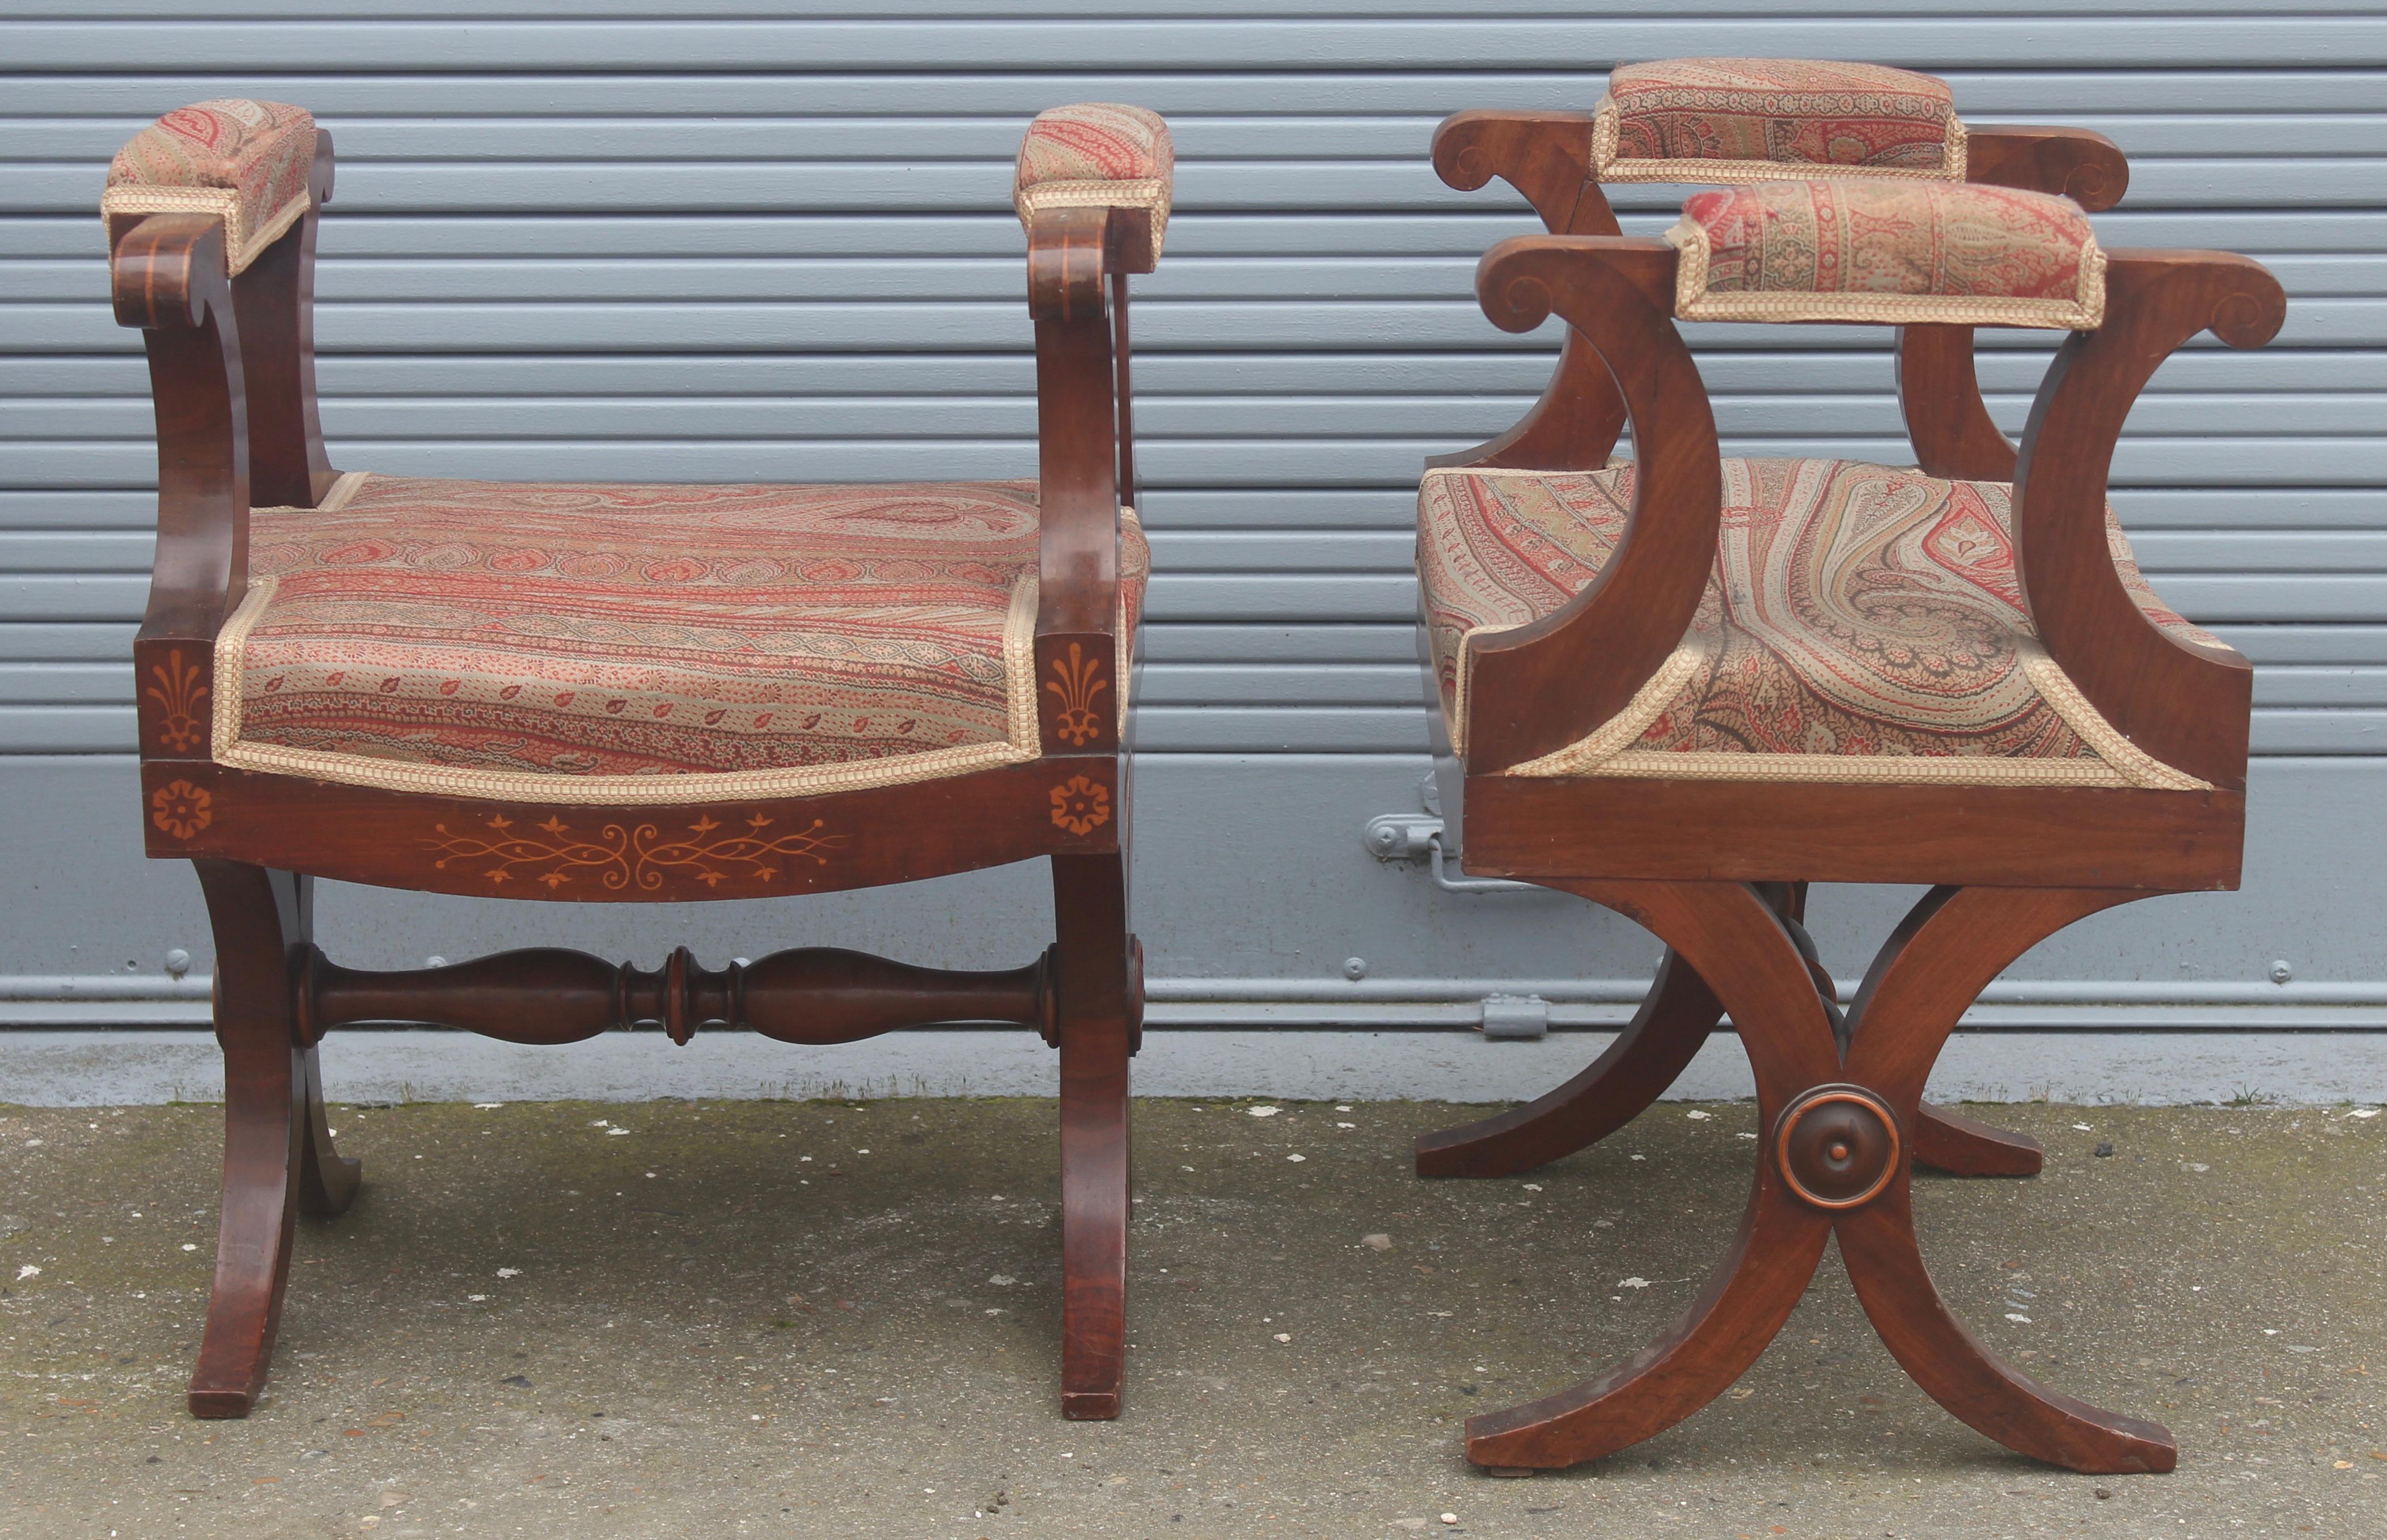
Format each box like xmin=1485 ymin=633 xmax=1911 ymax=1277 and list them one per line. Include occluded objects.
xmin=1494 ymin=634 xmax=2208 ymax=790
xmin=1664 ymin=202 xmax=2106 ymax=331
xmin=1590 ymin=96 xmax=1967 ymax=185
xmin=2014 ymin=636 xmax=2211 ymax=790
xmin=1017 ymin=181 xmax=1172 ymax=256
xmin=101 ymin=185 xmax=310 ymax=277
xmin=210 ymin=486 xmax=1145 ymax=805
xmin=1509 ymin=631 xmax=1718 ymax=775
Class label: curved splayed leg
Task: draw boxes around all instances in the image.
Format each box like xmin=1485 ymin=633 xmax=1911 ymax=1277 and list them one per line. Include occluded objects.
xmin=1466 ymin=1160 xmax=1831 ymax=1467
xmin=1463 ymin=880 xmax=1844 ymax=1469
xmin=1838 ymin=885 xmax=2174 ymax=1473
xmin=295 ymin=1038 xmax=359 ymax=1217
xmin=1914 ymin=1103 xmax=2044 ymax=1177
xmin=1838 ymin=1182 xmax=2176 ymax=1473
xmin=1052 ymin=852 xmax=1135 ymax=1420
xmin=188 ymin=861 xmax=312 ymax=1418
xmin=1417 ymin=883 xmax=1806 ymax=1182
xmin=1416 ymin=946 xmax=1722 ymax=1178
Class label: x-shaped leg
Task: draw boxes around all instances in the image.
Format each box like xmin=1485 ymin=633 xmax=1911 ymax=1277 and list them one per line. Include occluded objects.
xmin=1462 ymin=882 xmax=2176 ymax=1475
xmin=1416 ymin=883 xmax=2045 ymax=1179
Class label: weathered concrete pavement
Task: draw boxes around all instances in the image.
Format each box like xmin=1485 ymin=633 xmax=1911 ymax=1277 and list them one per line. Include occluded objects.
xmin=2 ymin=1098 xmax=2381 ymax=1538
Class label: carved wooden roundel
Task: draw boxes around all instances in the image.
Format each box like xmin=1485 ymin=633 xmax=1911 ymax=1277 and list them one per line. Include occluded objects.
xmin=1771 ymin=1084 xmax=1900 ymax=1211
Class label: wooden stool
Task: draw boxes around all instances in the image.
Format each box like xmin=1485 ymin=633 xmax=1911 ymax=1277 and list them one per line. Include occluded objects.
xmin=108 ymin=99 xmax=1170 ymax=1421
xmin=1416 ymin=58 xmax=2133 ymax=1185
xmin=1413 ymin=168 xmax=2282 ymax=1470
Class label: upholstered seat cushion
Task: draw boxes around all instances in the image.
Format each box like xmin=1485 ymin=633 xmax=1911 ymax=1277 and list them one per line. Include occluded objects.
xmin=1667 ymin=179 xmax=2105 ymax=329
xmin=1418 ymin=460 xmax=2218 ymax=789
xmin=1594 ymin=58 xmax=1963 ymax=184
xmin=1013 ymin=103 xmax=1174 ymax=254
xmin=103 ymin=99 xmax=317 ymax=274
xmin=213 ymin=473 xmax=1148 ymax=803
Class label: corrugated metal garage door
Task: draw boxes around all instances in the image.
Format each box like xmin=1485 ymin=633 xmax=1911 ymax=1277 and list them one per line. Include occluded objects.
xmin=3 ymin=3 xmax=2381 ymax=1038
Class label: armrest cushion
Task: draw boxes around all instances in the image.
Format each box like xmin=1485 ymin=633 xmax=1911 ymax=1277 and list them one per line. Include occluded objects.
xmin=1014 ymin=103 xmax=1174 ymax=263
xmin=1667 ymin=179 xmax=2105 ymax=328
xmin=103 ymin=99 xmax=316 ymax=275
xmin=1595 ymin=58 xmax=1963 ymax=184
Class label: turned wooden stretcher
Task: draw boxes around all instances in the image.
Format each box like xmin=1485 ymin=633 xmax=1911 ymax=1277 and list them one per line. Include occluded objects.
xmin=109 ymin=96 xmax=1170 ymax=1421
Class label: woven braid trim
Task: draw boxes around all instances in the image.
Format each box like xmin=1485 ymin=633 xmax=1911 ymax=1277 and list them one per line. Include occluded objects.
xmin=2014 ymin=637 xmax=2211 ymax=791
xmin=1557 ymin=750 xmax=2139 ymax=786
xmin=1444 ymin=620 xmax=1514 ymax=752
xmin=1500 ymin=636 xmax=2208 ymax=790
xmin=1420 ymin=462 xmax=1633 ymax=482
xmin=1017 ymin=179 xmax=1172 ymax=255
xmin=101 ymin=184 xmax=309 ymax=277
xmin=1590 ymin=99 xmax=1966 ymax=184
xmin=1509 ymin=633 xmax=1717 ymax=775
xmin=208 ymin=478 xmax=1143 ymax=806
xmin=1665 ymin=210 xmax=2106 ymax=330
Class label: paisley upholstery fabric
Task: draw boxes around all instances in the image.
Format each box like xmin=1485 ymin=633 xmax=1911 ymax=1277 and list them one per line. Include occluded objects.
xmin=103 ymin=99 xmax=316 ymax=274
xmin=1594 ymin=58 xmax=1963 ymax=184
xmin=1667 ymin=178 xmax=2106 ymax=329
xmin=1417 ymin=460 xmax=2217 ymax=789
xmin=1013 ymin=103 xmax=1174 ymax=253
xmin=214 ymin=473 xmax=1149 ymax=804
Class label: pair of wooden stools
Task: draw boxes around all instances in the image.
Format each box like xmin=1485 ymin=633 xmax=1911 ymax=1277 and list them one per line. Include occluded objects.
xmin=108 ymin=62 xmax=2278 ymax=1474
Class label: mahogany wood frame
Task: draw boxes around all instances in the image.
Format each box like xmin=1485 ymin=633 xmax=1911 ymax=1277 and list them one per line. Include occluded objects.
xmin=1421 ymin=113 xmax=2131 ymax=477
xmin=116 ymin=129 xmax=1153 ymax=1421
xmin=1409 ymin=113 xmax=2284 ymax=1475
xmin=1415 ymin=113 xmax=2157 ymax=1184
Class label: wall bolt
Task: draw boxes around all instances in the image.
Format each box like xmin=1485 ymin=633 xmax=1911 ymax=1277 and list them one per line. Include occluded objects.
xmin=1342 ymin=957 xmax=1368 ymax=981
xmin=163 ymin=949 xmax=191 ymax=980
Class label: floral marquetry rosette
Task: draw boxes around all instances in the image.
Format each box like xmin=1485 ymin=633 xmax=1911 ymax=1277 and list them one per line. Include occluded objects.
xmin=1666 ymin=179 xmax=2106 ymax=329
xmin=103 ymin=99 xmax=318 ymax=274
xmin=1593 ymin=58 xmax=1964 ymax=184
xmin=1013 ymin=103 xmax=1174 ymax=256
xmin=1417 ymin=460 xmax=2218 ymax=791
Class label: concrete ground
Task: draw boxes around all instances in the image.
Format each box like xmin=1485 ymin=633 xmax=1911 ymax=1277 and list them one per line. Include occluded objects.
xmin=1 ymin=1098 xmax=2381 ymax=1539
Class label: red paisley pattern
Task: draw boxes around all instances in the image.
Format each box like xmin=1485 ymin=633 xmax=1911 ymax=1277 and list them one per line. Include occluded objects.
xmin=1013 ymin=103 xmax=1174 ymax=249
xmin=1017 ymin=103 xmax=1170 ymax=184
xmin=1602 ymin=58 xmax=1958 ymax=174
xmin=104 ymin=99 xmax=316 ymax=267
xmin=1671 ymin=179 xmax=2104 ymax=328
xmin=228 ymin=476 xmax=1148 ymax=781
xmin=1419 ymin=460 xmax=2215 ymax=765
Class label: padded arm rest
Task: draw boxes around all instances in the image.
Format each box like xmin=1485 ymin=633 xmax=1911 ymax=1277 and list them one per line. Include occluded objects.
xmin=1594 ymin=58 xmax=1963 ymax=183
xmin=1014 ymin=103 xmax=1174 ymax=272
xmin=103 ymin=99 xmax=318 ymax=275
xmin=1666 ymin=179 xmax=2105 ymax=329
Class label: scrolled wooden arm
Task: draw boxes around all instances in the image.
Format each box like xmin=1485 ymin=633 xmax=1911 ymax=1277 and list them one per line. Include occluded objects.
xmin=234 ymin=132 xmax=338 ymax=508
xmin=1897 ymin=126 xmax=2131 ymax=477
xmin=113 ymin=211 xmax=230 ymax=332
xmin=1428 ymin=112 xmax=1628 ymax=472
xmin=1896 ymin=323 xmax=2018 ymax=481
xmin=1966 ymin=125 xmax=2130 ymax=212
xmin=1461 ymin=236 xmax=1721 ymax=773
xmin=1027 ymin=204 xmax=1112 ymax=323
xmin=1432 ymin=110 xmax=1615 ymax=236
xmin=1432 ymin=112 xmax=2135 ymax=481
xmin=116 ymin=214 xmax=252 ymax=761
xmin=2013 ymin=249 xmax=2286 ymax=790
xmin=1026 ymin=205 xmax=1137 ymax=753
xmin=116 ymin=132 xmax=342 ymax=761
xmin=116 ymin=213 xmax=252 ymax=666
